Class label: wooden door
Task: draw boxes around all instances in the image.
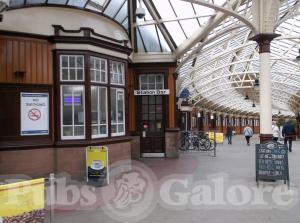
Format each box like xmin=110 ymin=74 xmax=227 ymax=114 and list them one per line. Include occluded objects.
xmin=138 ymin=95 xmax=165 ymax=157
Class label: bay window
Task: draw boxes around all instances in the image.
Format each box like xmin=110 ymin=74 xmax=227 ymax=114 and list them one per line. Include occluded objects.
xmin=58 ymin=53 xmax=126 ymax=141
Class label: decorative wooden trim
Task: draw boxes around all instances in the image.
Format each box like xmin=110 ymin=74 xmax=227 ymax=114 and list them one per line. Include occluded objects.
xmin=129 ymin=62 xmax=177 ymax=68
xmin=0 ymin=30 xmax=49 ymax=40
xmin=54 ymin=136 xmax=133 ymax=148
xmin=0 ymin=29 xmax=132 ymax=56
xmin=50 ymin=36 xmax=132 ymax=55
xmin=0 ymin=139 xmax=53 ymax=151
xmin=0 ymin=136 xmax=133 ymax=150
xmin=52 ymin=25 xmax=128 ymax=46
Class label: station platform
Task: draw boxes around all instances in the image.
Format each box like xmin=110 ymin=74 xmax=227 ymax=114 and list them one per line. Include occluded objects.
xmin=49 ymin=135 xmax=300 ymax=223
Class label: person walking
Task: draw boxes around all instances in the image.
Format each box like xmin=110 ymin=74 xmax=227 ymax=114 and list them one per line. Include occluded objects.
xmin=243 ymin=124 xmax=253 ymax=146
xmin=282 ymin=120 xmax=296 ymax=152
xmin=272 ymin=121 xmax=280 ymax=142
xmin=226 ymin=125 xmax=233 ymax=144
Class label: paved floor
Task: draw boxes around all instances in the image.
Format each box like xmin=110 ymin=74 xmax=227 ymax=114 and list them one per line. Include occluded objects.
xmin=50 ymin=135 xmax=300 ymax=223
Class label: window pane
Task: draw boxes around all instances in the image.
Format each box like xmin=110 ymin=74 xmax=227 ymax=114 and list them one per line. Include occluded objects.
xmin=74 ymin=126 xmax=84 ymax=136
xmin=92 ymin=126 xmax=99 ymax=135
xmin=111 ymin=124 xmax=117 ymax=133
xmin=73 ymin=88 xmax=84 ymax=125
xmin=62 ymin=86 xmax=73 ymax=125
xmin=117 ymin=91 xmax=124 ymax=122
xmin=63 ymin=126 xmax=73 ymax=136
xmin=91 ymin=86 xmax=107 ymax=138
xmin=156 ymin=96 xmax=162 ymax=104
xmin=61 ymin=85 xmax=85 ymax=139
xmin=100 ymin=88 xmax=107 ymax=125
xmin=111 ymin=88 xmax=125 ymax=136
xmin=62 ymin=56 xmax=68 ymax=67
xmin=142 ymin=96 xmax=148 ymax=104
xmin=110 ymin=61 xmax=124 ymax=85
xmin=62 ymin=69 xmax=68 ymax=81
xmin=77 ymin=69 xmax=84 ymax=80
xmin=60 ymin=55 xmax=84 ymax=81
xmin=138 ymin=74 xmax=164 ymax=90
xmin=91 ymin=86 xmax=98 ymax=124
xmin=111 ymin=88 xmax=117 ymax=123
xmin=142 ymin=105 xmax=148 ymax=113
xmin=100 ymin=126 xmax=106 ymax=134
xmin=90 ymin=56 xmax=107 ymax=83
xmin=70 ymin=57 xmax=76 ymax=67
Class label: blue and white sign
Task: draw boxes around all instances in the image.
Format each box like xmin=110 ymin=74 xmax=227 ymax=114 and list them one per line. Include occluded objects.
xmin=21 ymin=93 xmax=49 ymax=136
xmin=179 ymin=88 xmax=190 ymax=99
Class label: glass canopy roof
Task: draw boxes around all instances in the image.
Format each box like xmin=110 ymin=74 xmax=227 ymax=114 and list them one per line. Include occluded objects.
xmin=8 ymin=0 xmax=129 ymax=30
xmin=7 ymin=0 xmax=300 ymax=116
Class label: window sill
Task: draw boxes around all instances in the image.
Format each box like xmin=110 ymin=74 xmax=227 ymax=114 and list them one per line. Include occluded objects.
xmin=0 ymin=136 xmax=133 ymax=150
xmin=54 ymin=136 xmax=133 ymax=148
xmin=0 ymin=138 xmax=53 ymax=151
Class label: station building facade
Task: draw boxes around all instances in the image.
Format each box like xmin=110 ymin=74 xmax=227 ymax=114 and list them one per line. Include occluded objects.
xmin=0 ymin=6 xmax=261 ymax=179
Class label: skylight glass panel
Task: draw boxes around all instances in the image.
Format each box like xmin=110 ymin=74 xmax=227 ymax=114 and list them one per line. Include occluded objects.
xmin=10 ymin=0 xmax=26 ymax=6
xmin=68 ymin=0 xmax=87 ymax=8
xmin=104 ymin=0 xmax=125 ymax=17
xmin=47 ymin=0 xmax=67 ymax=4
xmin=136 ymin=28 xmax=146 ymax=53
xmin=164 ymin=21 xmax=186 ymax=46
xmin=169 ymin=0 xmax=194 ymax=18
xmin=157 ymin=26 xmax=171 ymax=52
xmin=115 ymin=2 xmax=127 ymax=22
xmin=212 ymin=0 xmax=226 ymax=6
xmin=180 ymin=19 xmax=200 ymax=38
xmin=122 ymin=19 xmax=129 ymax=30
xmin=152 ymin=0 xmax=176 ymax=19
xmin=139 ymin=25 xmax=161 ymax=52
xmin=26 ymin=0 xmax=46 ymax=4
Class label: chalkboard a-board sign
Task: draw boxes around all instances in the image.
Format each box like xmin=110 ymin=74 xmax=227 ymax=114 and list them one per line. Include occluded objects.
xmin=256 ymin=141 xmax=290 ymax=188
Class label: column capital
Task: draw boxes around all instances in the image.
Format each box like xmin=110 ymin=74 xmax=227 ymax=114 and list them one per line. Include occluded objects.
xmin=249 ymin=33 xmax=281 ymax=53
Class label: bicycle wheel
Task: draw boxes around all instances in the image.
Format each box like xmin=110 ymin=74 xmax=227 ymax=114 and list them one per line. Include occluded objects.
xmin=178 ymin=135 xmax=187 ymax=151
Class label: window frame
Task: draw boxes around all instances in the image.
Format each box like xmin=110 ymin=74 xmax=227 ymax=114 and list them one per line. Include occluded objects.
xmin=139 ymin=74 xmax=165 ymax=90
xmin=111 ymin=87 xmax=126 ymax=137
xmin=60 ymin=85 xmax=86 ymax=140
xmin=60 ymin=55 xmax=85 ymax=82
xmin=91 ymin=85 xmax=108 ymax=139
xmin=56 ymin=51 xmax=127 ymax=142
xmin=110 ymin=60 xmax=125 ymax=86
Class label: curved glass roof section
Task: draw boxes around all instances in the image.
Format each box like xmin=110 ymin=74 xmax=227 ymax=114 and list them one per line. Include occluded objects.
xmin=8 ymin=0 xmax=129 ymax=30
xmin=176 ymin=0 xmax=300 ymax=117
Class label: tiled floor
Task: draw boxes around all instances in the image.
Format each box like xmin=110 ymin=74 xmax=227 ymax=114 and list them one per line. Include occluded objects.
xmin=50 ymin=135 xmax=300 ymax=223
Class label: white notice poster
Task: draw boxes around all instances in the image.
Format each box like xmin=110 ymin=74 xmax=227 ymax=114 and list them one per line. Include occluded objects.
xmin=21 ymin=93 xmax=49 ymax=136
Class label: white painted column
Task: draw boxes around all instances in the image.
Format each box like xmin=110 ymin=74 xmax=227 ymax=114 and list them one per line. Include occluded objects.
xmin=259 ymin=52 xmax=272 ymax=134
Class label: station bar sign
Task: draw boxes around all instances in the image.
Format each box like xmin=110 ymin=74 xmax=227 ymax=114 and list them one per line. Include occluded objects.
xmin=134 ymin=89 xmax=170 ymax=96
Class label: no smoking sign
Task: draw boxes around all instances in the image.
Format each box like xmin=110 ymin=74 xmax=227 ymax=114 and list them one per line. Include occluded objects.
xmin=21 ymin=93 xmax=49 ymax=136
xmin=28 ymin=108 xmax=41 ymax=121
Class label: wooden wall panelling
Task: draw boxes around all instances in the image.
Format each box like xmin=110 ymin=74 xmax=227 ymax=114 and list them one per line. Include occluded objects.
xmin=0 ymin=36 xmax=53 ymax=85
xmin=128 ymin=68 xmax=136 ymax=132
xmin=168 ymin=67 xmax=176 ymax=128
